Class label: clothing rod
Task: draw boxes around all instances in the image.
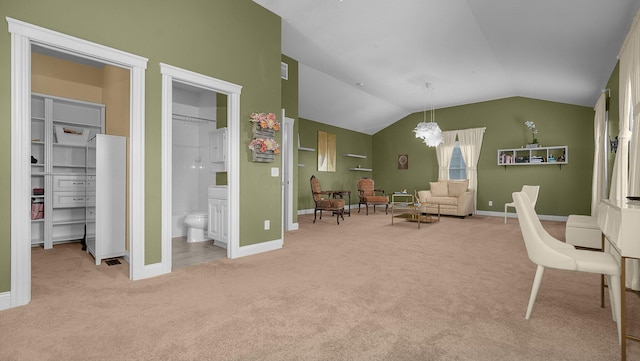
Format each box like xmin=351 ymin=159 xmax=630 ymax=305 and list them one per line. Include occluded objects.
xmin=172 ymin=113 xmax=214 ymax=123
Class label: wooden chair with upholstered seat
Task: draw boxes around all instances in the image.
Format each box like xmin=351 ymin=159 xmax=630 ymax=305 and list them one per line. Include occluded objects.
xmin=357 ymin=177 xmax=388 ymax=215
xmin=310 ymin=175 xmax=345 ymax=224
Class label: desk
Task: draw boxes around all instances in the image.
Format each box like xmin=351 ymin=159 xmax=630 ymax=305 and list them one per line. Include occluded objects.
xmin=332 ymin=190 xmax=351 ymax=216
xmin=600 ymin=199 xmax=640 ymax=361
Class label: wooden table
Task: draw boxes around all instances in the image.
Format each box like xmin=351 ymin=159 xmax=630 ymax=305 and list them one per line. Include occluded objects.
xmin=332 ymin=190 xmax=351 ymax=216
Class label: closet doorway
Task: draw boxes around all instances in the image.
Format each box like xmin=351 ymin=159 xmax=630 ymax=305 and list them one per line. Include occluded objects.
xmin=30 ymin=45 xmax=131 ymax=261
xmin=8 ymin=18 xmax=147 ymax=309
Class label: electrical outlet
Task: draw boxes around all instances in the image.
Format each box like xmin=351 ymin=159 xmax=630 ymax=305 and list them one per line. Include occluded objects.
xmin=264 ymin=220 xmax=270 ymax=230
xmin=488 ymin=200 xmax=493 ymax=206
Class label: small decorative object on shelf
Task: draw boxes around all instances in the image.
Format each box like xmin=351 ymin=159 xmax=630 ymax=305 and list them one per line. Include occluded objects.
xmin=249 ymin=112 xmax=280 ymax=163
xmin=524 ymin=120 xmax=539 ymax=148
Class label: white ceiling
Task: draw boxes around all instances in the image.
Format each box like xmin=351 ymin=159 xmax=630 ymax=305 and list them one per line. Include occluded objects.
xmin=253 ymin=0 xmax=640 ymax=134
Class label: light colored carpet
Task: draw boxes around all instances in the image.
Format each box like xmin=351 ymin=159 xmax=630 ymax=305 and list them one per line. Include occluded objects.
xmin=1 ymin=213 xmax=638 ymax=361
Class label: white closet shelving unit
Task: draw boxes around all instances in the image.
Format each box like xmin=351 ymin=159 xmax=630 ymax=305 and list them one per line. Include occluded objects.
xmin=31 ymin=93 xmax=104 ymax=249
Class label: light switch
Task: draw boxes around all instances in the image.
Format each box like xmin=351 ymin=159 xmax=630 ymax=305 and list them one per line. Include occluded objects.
xmin=271 ymin=167 xmax=279 ymax=177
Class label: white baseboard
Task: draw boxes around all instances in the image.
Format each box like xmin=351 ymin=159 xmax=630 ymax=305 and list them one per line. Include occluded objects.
xmin=0 ymin=291 xmax=11 ymax=311
xmin=476 ymin=210 xmax=568 ymax=222
xmin=131 ymin=262 xmax=166 ymax=281
xmin=234 ymin=239 xmax=283 ymax=258
xmin=287 ymin=223 xmax=299 ymax=231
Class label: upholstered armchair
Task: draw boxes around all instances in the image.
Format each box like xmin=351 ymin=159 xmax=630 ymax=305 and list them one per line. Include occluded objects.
xmin=310 ymin=175 xmax=345 ymax=224
xmin=357 ymin=177 xmax=388 ymax=215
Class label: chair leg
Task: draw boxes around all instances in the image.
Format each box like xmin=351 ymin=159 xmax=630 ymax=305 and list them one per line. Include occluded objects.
xmin=385 ymin=204 xmax=388 ymax=215
xmin=358 ymin=203 xmax=361 ymax=213
xmin=504 ymin=204 xmax=508 ymax=224
xmin=366 ymin=204 xmax=369 ymax=215
xmin=525 ymin=265 xmax=545 ymax=320
xmin=313 ymin=209 xmax=317 ymax=223
xmin=608 ymin=274 xmax=622 ymax=344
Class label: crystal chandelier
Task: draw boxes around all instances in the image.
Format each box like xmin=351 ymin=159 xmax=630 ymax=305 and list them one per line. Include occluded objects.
xmin=413 ymin=82 xmax=443 ymax=147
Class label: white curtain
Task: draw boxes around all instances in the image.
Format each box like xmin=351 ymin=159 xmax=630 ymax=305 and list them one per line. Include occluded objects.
xmin=457 ymin=127 xmax=486 ymax=212
xmin=613 ymin=13 xmax=640 ymax=290
xmin=435 ymin=131 xmax=457 ymax=180
xmin=591 ymin=93 xmax=607 ymax=216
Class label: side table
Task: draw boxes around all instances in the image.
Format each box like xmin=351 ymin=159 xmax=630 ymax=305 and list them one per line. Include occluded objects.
xmin=332 ymin=190 xmax=351 ymax=216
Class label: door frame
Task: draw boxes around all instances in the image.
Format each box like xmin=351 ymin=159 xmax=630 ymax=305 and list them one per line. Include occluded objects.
xmin=7 ymin=17 xmax=148 ymax=309
xmin=281 ymin=111 xmax=297 ymax=232
xmin=160 ymin=63 xmax=242 ymax=270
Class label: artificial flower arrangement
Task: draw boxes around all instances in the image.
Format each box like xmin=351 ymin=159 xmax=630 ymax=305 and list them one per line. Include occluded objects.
xmin=249 ymin=137 xmax=280 ymax=154
xmin=524 ymin=120 xmax=538 ymax=144
xmin=249 ymin=112 xmax=280 ymax=131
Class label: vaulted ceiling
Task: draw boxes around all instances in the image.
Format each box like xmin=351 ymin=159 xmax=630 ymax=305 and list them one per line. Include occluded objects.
xmin=254 ymin=0 xmax=640 ymax=134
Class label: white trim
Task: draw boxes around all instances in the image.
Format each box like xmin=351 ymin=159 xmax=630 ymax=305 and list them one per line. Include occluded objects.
xmin=9 ymin=28 xmax=31 ymax=308
xmin=7 ymin=17 xmax=149 ymax=306
xmin=0 ymin=292 xmax=11 ymax=311
xmin=282 ymin=114 xmax=296 ymax=232
xmin=235 ymin=239 xmax=283 ymax=258
xmin=159 ymin=63 xmax=242 ymax=266
xmin=476 ymin=210 xmax=568 ymax=222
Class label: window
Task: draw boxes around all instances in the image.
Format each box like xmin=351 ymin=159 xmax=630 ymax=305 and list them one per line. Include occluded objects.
xmin=449 ymin=142 xmax=466 ymax=180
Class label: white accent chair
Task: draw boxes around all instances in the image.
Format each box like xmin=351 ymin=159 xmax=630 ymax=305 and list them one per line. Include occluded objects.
xmin=505 ymin=185 xmax=539 ymax=224
xmin=512 ymin=191 xmax=621 ymax=343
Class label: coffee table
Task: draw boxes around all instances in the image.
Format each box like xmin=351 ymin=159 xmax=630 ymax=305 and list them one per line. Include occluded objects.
xmin=390 ymin=193 xmax=439 ymax=228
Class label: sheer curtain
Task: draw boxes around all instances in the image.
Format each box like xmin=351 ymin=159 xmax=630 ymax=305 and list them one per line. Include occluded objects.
xmin=435 ymin=131 xmax=457 ymax=180
xmin=591 ymin=93 xmax=607 ymax=216
xmin=613 ymin=12 xmax=640 ymax=290
xmin=457 ymin=127 xmax=486 ymax=212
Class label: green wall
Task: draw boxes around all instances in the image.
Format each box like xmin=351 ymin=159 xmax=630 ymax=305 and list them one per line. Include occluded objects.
xmin=297 ymin=118 xmax=373 ymax=212
xmin=373 ymin=97 xmax=595 ymax=217
xmin=0 ymin=0 xmax=282 ymax=292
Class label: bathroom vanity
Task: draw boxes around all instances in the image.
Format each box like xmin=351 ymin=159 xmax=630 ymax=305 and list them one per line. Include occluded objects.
xmin=208 ymin=186 xmax=228 ymax=248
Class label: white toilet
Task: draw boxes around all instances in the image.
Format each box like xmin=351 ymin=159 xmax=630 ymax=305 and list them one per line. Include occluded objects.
xmin=184 ymin=212 xmax=210 ymax=243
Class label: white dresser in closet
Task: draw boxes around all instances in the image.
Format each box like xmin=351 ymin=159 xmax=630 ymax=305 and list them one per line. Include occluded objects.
xmin=85 ymin=134 xmax=126 ymax=265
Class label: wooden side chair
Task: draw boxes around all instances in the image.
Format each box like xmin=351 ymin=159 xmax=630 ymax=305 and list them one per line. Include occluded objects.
xmin=310 ymin=175 xmax=345 ymax=224
xmin=357 ymin=177 xmax=388 ymax=215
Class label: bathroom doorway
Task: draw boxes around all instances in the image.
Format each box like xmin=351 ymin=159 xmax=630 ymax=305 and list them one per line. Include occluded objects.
xmin=170 ymin=82 xmax=227 ymax=270
xmin=160 ymin=63 xmax=242 ymax=273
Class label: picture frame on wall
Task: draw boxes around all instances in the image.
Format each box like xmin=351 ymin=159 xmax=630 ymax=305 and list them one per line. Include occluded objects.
xmin=398 ymin=154 xmax=408 ymax=169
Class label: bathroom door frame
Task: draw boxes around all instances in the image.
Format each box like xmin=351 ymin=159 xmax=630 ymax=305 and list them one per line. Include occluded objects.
xmin=7 ymin=18 xmax=148 ymax=309
xmin=160 ymin=63 xmax=242 ymax=272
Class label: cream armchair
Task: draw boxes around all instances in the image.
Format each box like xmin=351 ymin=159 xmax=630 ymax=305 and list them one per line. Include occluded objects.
xmin=416 ymin=179 xmax=474 ymax=217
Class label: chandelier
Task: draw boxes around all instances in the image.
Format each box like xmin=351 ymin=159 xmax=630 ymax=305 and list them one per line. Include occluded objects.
xmin=413 ymin=82 xmax=443 ymax=147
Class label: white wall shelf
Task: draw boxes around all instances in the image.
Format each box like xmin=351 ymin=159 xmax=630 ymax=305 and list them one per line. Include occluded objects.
xmin=298 ymin=146 xmax=315 ymax=152
xmin=348 ymin=167 xmax=373 ymax=172
xmin=342 ymin=153 xmax=367 ymax=158
xmin=497 ymin=145 xmax=568 ymax=167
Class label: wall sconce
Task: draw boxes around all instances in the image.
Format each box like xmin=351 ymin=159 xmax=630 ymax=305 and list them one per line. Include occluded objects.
xmin=610 ymin=136 xmax=618 ymax=153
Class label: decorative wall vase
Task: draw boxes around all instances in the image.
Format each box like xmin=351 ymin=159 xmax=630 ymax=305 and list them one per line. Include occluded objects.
xmin=253 ymin=122 xmax=275 ymax=138
xmin=252 ymin=147 xmax=275 ymax=163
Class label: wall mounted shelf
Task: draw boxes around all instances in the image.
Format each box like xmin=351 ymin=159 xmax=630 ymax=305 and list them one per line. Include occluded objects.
xmin=497 ymin=145 xmax=568 ymax=168
xmin=342 ymin=153 xmax=367 ymax=158
xmin=298 ymin=147 xmax=315 ymax=152
xmin=348 ymin=167 xmax=372 ymax=172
